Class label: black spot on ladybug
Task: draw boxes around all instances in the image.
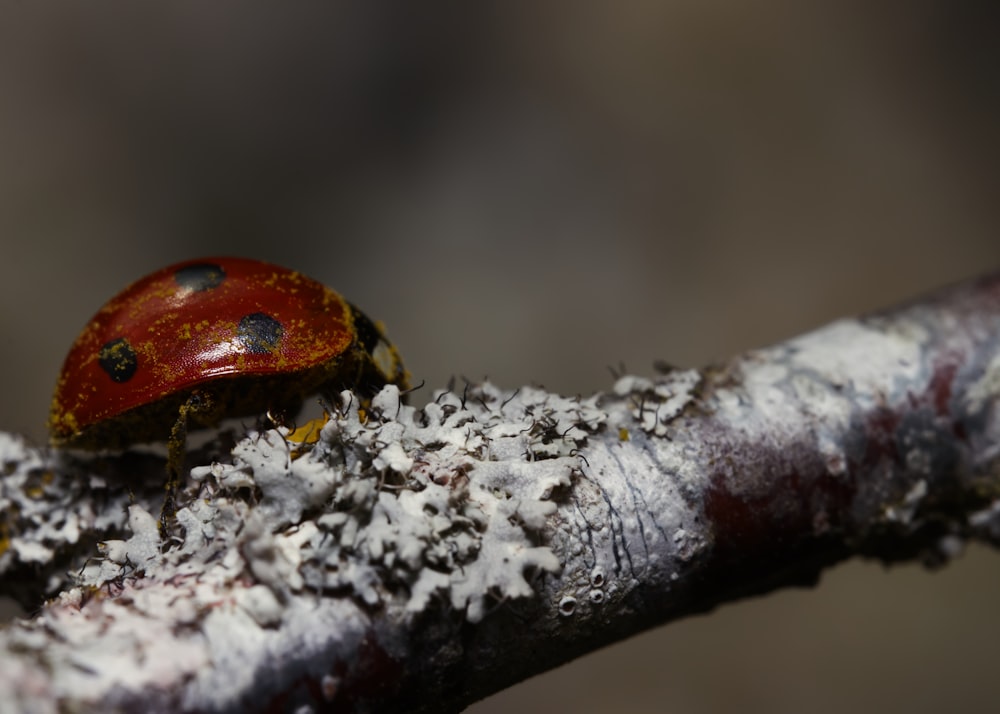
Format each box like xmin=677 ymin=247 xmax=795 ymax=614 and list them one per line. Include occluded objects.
xmin=99 ymin=337 xmax=138 ymax=383
xmin=175 ymin=263 xmax=226 ymax=292
xmin=237 ymin=312 xmax=284 ymax=354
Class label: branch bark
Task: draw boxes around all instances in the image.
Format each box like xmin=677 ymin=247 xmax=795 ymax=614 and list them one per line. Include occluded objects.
xmin=1 ymin=273 xmax=999 ymax=713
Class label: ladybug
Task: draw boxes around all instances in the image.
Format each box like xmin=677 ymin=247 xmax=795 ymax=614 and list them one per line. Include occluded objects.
xmin=49 ymin=257 xmax=408 ymax=468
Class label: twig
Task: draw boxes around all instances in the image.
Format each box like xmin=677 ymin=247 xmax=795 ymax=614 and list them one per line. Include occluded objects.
xmin=1 ymin=273 xmax=999 ymax=713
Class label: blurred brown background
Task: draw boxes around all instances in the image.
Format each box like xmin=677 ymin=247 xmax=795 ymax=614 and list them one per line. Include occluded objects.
xmin=1 ymin=2 xmax=998 ymax=712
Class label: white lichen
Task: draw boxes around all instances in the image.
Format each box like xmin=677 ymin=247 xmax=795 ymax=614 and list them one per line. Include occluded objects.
xmin=171 ymin=384 xmax=592 ymax=624
xmin=0 ymin=383 xmax=609 ymax=709
xmin=613 ymin=369 xmax=701 ymax=436
xmin=0 ymin=432 xmax=134 ymax=591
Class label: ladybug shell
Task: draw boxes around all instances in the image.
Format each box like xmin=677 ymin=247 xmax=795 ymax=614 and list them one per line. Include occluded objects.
xmin=49 ymin=257 xmax=406 ymax=450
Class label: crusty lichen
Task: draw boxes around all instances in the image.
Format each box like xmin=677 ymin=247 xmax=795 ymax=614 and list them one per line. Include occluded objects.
xmin=171 ymin=384 xmax=602 ymax=623
xmin=0 ymin=383 xmax=612 ymax=710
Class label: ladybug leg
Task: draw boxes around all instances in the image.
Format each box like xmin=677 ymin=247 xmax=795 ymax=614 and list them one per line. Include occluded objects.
xmin=160 ymin=391 xmax=214 ymax=534
xmin=263 ymin=397 xmax=304 ymax=432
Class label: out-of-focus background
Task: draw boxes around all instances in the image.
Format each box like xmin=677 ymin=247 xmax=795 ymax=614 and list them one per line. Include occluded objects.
xmin=1 ymin=2 xmax=998 ymax=712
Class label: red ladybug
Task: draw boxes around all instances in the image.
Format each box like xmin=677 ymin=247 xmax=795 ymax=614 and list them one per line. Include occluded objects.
xmin=49 ymin=257 xmax=408 ymax=461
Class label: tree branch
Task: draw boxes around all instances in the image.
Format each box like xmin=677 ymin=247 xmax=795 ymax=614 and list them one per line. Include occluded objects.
xmin=2 ymin=273 xmax=999 ymax=713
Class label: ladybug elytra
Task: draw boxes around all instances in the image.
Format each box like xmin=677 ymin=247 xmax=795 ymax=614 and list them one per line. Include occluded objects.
xmin=49 ymin=257 xmax=408 ymax=463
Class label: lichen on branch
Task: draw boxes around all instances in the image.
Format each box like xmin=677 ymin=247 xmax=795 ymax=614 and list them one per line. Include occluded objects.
xmin=1 ymin=273 xmax=1000 ymax=713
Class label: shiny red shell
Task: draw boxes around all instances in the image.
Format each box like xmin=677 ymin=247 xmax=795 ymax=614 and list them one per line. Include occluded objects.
xmin=49 ymin=256 xmax=406 ymax=450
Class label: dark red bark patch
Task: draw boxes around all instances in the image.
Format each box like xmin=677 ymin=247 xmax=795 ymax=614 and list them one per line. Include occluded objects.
xmin=928 ymin=354 xmax=959 ymax=417
xmin=861 ymin=406 xmax=902 ymax=466
xmin=704 ymin=462 xmax=854 ymax=561
xmin=327 ymin=634 xmax=406 ymax=712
